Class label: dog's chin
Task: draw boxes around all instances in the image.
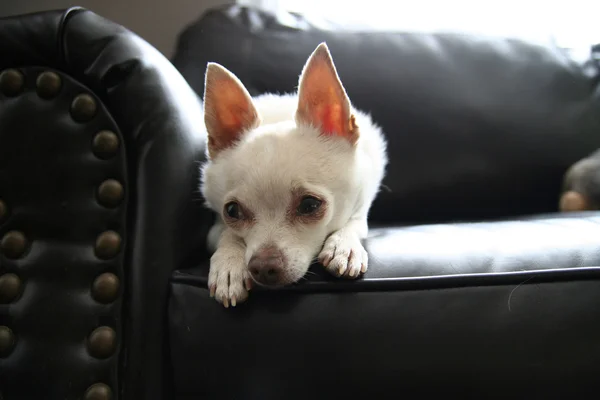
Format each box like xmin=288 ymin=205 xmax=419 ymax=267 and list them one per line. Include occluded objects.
xmin=251 ymin=279 xmax=286 ymax=290
xmin=250 ymin=267 xmax=309 ymax=289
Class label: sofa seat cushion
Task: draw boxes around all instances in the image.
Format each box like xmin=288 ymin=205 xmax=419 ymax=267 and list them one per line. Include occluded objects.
xmin=168 ymin=212 xmax=600 ymax=399
xmin=176 ymin=211 xmax=600 ymax=284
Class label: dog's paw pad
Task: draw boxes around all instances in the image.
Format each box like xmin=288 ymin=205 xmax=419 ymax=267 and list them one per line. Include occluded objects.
xmin=318 ymin=233 xmax=368 ymax=279
xmin=208 ymin=252 xmax=252 ymax=308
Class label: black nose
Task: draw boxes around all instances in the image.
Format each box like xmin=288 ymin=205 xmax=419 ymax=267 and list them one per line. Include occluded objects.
xmin=248 ymin=257 xmax=284 ymax=286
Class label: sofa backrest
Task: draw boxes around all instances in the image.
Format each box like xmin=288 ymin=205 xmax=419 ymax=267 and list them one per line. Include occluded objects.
xmin=173 ymin=4 xmax=600 ymax=224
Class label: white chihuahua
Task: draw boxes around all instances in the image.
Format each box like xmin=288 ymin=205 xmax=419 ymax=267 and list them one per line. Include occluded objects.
xmin=200 ymin=43 xmax=387 ymax=307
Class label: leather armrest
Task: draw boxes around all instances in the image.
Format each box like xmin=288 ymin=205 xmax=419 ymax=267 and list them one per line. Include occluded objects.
xmin=0 ymin=8 xmax=211 ymax=400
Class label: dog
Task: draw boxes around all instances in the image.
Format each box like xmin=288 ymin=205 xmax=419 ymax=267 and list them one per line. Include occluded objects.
xmin=200 ymin=42 xmax=388 ymax=307
xmin=559 ymin=149 xmax=600 ymax=212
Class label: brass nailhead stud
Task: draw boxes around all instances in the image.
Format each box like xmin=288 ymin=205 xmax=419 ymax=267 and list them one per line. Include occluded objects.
xmin=95 ymin=231 xmax=121 ymax=260
xmin=92 ymin=131 xmax=120 ymax=159
xmin=0 ymin=199 xmax=7 ymax=221
xmin=97 ymin=179 xmax=124 ymax=208
xmin=92 ymin=273 xmax=120 ymax=304
xmin=36 ymin=71 xmax=62 ymax=99
xmin=84 ymin=383 xmax=113 ymax=400
xmin=88 ymin=326 xmax=116 ymax=359
xmin=0 ymin=273 xmax=22 ymax=303
xmin=0 ymin=231 xmax=28 ymax=259
xmin=0 ymin=326 xmax=15 ymax=357
xmin=0 ymin=69 xmax=24 ymax=97
xmin=71 ymin=93 xmax=97 ymax=122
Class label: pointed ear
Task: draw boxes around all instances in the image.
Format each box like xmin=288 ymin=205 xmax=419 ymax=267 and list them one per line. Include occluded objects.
xmin=295 ymin=42 xmax=358 ymax=144
xmin=203 ymin=63 xmax=260 ymax=159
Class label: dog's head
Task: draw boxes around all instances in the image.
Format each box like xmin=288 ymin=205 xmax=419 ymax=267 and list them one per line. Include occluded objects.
xmin=201 ymin=43 xmax=361 ymax=287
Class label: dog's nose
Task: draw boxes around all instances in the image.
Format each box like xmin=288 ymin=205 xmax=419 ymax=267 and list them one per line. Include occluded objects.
xmin=248 ymin=245 xmax=285 ymax=286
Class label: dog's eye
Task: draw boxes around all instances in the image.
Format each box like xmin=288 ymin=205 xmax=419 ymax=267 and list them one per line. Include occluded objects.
xmin=297 ymin=196 xmax=322 ymax=215
xmin=224 ymin=202 xmax=242 ymax=220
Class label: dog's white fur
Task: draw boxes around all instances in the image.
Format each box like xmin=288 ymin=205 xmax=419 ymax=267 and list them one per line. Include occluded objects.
xmin=200 ymin=43 xmax=387 ymax=307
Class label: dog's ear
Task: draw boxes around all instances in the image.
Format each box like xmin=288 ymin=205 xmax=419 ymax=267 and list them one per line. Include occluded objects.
xmin=203 ymin=63 xmax=260 ymax=159
xmin=296 ymin=42 xmax=358 ymax=144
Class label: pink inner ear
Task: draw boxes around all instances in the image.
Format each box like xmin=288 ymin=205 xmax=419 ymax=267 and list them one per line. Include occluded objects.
xmin=215 ymin=102 xmax=247 ymax=136
xmin=296 ymin=44 xmax=357 ymax=142
xmin=204 ymin=66 xmax=259 ymax=157
xmin=299 ymin=82 xmax=348 ymax=137
xmin=319 ymin=104 xmax=345 ymax=136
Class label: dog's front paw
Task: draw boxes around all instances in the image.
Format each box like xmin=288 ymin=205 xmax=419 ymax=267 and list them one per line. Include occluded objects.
xmin=208 ymin=249 xmax=253 ymax=308
xmin=318 ymin=231 xmax=368 ymax=279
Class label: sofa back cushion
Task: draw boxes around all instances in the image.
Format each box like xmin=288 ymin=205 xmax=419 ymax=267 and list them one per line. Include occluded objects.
xmin=173 ymin=5 xmax=600 ymax=224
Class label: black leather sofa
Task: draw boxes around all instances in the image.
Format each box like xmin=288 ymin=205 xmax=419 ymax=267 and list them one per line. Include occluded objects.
xmin=2 ymin=4 xmax=600 ymax=400
xmin=0 ymin=7 xmax=209 ymax=400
